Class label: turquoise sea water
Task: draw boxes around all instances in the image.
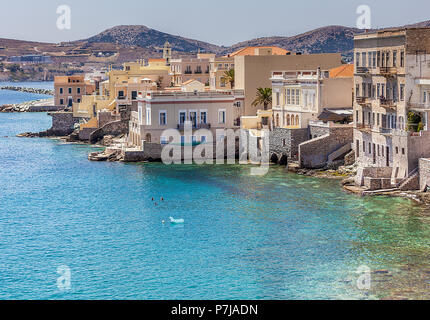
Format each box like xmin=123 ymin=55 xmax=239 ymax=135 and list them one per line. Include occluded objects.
xmin=1 ymin=112 xmax=430 ymax=300
xmin=0 ymin=81 xmax=53 ymax=105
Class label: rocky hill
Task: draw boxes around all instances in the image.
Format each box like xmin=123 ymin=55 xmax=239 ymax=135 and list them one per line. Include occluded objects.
xmin=225 ymin=26 xmax=362 ymax=60
xmin=84 ymin=25 xmax=224 ymax=54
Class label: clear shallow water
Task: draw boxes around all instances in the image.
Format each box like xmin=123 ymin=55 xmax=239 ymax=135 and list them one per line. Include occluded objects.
xmin=0 ymin=81 xmax=53 ymax=105
xmin=1 ymin=113 xmax=430 ymax=300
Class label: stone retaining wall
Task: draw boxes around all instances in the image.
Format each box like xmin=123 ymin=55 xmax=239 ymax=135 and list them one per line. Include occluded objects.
xmin=299 ymin=126 xmax=353 ymax=169
xmin=89 ymin=120 xmax=129 ymax=143
xmin=419 ymin=158 xmax=430 ymax=191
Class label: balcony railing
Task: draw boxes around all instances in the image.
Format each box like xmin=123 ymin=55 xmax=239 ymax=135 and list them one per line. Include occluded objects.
xmin=194 ymin=70 xmax=202 ymax=74
xmin=379 ymin=127 xmax=393 ymax=135
xmin=380 ymin=98 xmax=396 ymax=109
xmin=177 ymin=123 xmax=211 ymax=130
xmin=184 ymin=71 xmax=192 ymax=74
xmin=379 ymin=67 xmax=397 ymax=76
xmin=356 ymin=123 xmax=372 ymax=132
xmin=408 ymin=102 xmax=430 ymax=110
xmin=356 ymin=96 xmax=372 ymax=106
xmin=356 ymin=67 xmax=369 ymax=74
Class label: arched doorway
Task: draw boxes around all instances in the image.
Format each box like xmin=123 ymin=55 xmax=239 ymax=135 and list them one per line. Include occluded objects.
xmin=145 ymin=133 xmax=152 ymax=143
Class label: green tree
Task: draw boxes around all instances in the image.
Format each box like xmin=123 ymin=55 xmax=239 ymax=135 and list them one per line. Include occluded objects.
xmin=408 ymin=111 xmax=422 ymax=132
xmin=252 ymin=87 xmax=272 ymax=110
xmin=223 ymin=69 xmax=234 ymax=89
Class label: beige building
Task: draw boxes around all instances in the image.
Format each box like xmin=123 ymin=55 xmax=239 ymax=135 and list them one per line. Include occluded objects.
xmin=354 ymin=27 xmax=430 ymax=186
xmin=234 ymin=53 xmax=344 ymax=116
xmin=170 ymin=53 xmax=214 ymax=87
xmin=54 ymin=75 xmax=95 ymax=107
xmin=129 ymin=89 xmax=245 ymax=147
xmin=209 ymin=56 xmax=235 ymax=90
xmin=271 ymin=68 xmax=353 ymax=129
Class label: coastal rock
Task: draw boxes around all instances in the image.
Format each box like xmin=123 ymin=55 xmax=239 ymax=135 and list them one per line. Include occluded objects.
xmin=17 ymin=132 xmax=39 ymax=138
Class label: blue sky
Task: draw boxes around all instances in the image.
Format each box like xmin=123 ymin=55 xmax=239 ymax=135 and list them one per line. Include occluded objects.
xmin=1 ymin=0 xmax=429 ymax=45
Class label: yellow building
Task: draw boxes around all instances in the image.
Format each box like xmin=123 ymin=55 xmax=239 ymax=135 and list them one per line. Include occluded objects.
xmin=73 ymin=58 xmax=172 ymax=130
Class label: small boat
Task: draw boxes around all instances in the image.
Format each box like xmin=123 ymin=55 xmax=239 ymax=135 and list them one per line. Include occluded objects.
xmin=169 ymin=217 xmax=185 ymax=224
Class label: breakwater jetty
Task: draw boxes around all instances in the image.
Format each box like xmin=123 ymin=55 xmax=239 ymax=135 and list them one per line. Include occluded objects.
xmin=0 ymin=86 xmax=54 ymax=96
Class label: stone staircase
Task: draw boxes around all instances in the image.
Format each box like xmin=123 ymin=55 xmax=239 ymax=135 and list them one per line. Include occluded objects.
xmin=397 ymin=168 xmax=419 ymax=191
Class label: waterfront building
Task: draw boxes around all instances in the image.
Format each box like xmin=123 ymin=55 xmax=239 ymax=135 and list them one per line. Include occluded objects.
xmin=128 ymin=88 xmax=245 ymax=147
xmin=72 ymin=59 xmax=171 ymax=123
xmin=271 ymin=66 xmax=353 ymax=129
xmin=353 ymin=27 xmax=430 ymax=188
xmin=234 ymin=53 xmax=344 ymax=116
xmin=54 ymin=75 xmax=95 ymax=108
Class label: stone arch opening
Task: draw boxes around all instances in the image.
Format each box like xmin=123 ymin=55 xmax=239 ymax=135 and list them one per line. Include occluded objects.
xmin=270 ymin=153 xmax=279 ymax=164
xmin=279 ymin=154 xmax=288 ymax=166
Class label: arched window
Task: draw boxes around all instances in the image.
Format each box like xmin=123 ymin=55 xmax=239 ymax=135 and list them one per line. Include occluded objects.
xmin=295 ymin=115 xmax=300 ymax=126
xmin=276 ymin=114 xmax=280 ymax=127
xmin=286 ymin=115 xmax=291 ymax=126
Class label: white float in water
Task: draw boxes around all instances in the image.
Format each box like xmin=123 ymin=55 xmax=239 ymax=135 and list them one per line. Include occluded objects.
xmin=169 ymin=217 xmax=184 ymax=224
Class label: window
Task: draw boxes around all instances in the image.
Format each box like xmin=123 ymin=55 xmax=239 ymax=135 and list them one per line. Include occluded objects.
xmin=377 ymin=51 xmax=381 ymax=67
xmin=393 ymin=51 xmax=397 ymax=67
xmin=287 ymin=89 xmax=291 ymax=104
xmin=377 ymin=84 xmax=381 ymax=97
xmin=179 ymin=111 xmax=186 ymax=124
xmin=181 ymin=136 xmax=185 ymax=144
xmin=400 ymin=51 xmax=404 ymax=67
xmin=77 ymin=99 xmax=81 ymax=103
xmin=356 ymin=52 xmax=360 ymax=67
xmin=201 ymin=136 xmax=207 ymax=143
xmin=146 ymin=107 xmax=151 ymax=126
xmin=400 ymin=84 xmax=405 ymax=101
xmin=132 ymin=91 xmax=137 ymax=100
xmin=200 ymin=111 xmax=207 ymax=124
xmin=68 ymin=88 xmax=72 ymax=94
xmin=60 ymin=99 xmax=64 ymax=105
xmin=295 ymin=89 xmax=300 ymax=105
xmin=159 ymin=111 xmax=166 ymax=125
xmin=424 ymin=92 xmax=427 ymax=103
xmin=362 ymin=52 xmax=367 ymax=67
xmin=77 ymin=87 xmax=81 ymax=94
xmin=190 ymin=111 xmax=197 ymax=127
xmin=396 ymin=147 xmax=399 ymax=154
xmin=402 ymin=148 xmax=405 ymax=155
xmin=59 ymin=88 xmax=63 ymax=94
xmin=218 ymin=110 xmax=226 ymax=124
xmin=373 ymin=52 xmax=376 ymax=67
xmin=276 ymin=92 xmax=280 ymax=106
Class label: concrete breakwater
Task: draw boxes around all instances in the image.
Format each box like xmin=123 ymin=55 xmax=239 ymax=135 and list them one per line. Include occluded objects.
xmin=0 ymin=86 xmax=54 ymax=96
xmin=0 ymin=98 xmax=60 ymax=113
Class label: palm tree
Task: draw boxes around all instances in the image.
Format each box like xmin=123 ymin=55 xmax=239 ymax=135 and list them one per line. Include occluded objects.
xmin=252 ymin=88 xmax=272 ymax=110
xmin=223 ymin=69 xmax=235 ymax=89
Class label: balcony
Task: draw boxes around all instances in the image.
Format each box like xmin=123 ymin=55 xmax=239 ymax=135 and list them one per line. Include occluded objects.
xmin=408 ymin=102 xmax=430 ymax=111
xmin=380 ymin=98 xmax=396 ymax=110
xmin=379 ymin=67 xmax=397 ymax=77
xmin=177 ymin=123 xmax=211 ymax=131
xmin=356 ymin=67 xmax=369 ymax=75
xmin=379 ymin=127 xmax=393 ymax=136
xmin=356 ymin=123 xmax=372 ymax=133
xmin=194 ymin=70 xmax=202 ymax=74
xmin=184 ymin=70 xmax=192 ymax=75
xmin=356 ymin=96 xmax=372 ymax=107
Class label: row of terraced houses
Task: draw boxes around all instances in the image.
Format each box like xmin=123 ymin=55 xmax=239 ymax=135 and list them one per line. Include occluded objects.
xmin=50 ymin=27 xmax=430 ymax=192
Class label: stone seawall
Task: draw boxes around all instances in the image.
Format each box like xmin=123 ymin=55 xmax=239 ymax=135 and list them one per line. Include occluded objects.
xmin=38 ymin=112 xmax=79 ymax=137
xmin=269 ymin=128 xmax=309 ymax=163
xmin=419 ymin=159 xmax=430 ymax=191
